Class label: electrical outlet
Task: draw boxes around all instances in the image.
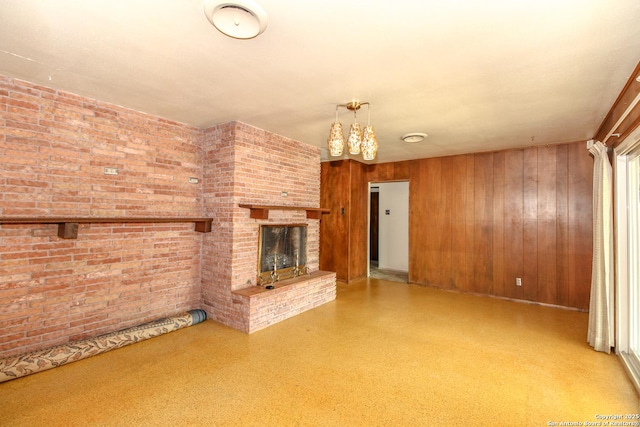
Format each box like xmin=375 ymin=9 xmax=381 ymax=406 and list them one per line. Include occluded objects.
xmin=516 ymin=277 xmax=522 ymax=287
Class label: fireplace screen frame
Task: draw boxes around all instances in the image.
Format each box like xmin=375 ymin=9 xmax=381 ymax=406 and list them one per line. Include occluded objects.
xmin=257 ymin=224 xmax=308 ymax=285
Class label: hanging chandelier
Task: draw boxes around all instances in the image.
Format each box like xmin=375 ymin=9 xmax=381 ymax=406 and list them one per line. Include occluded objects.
xmin=327 ymin=101 xmax=378 ymax=161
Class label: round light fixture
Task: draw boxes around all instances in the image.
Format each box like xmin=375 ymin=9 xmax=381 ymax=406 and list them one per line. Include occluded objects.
xmin=204 ymin=0 xmax=268 ymax=39
xmin=402 ymin=133 xmax=428 ymax=143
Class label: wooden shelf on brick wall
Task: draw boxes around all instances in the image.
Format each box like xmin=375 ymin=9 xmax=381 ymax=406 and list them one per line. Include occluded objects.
xmin=0 ymin=217 xmax=213 ymax=239
xmin=238 ymin=204 xmax=330 ymax=220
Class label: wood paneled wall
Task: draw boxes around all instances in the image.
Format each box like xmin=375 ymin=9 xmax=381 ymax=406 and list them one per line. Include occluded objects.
xmin=320 ymin=160 xmax=411 ymax=282
xmin=349 ymin=161 xmax=369 ymax=281
xmin=365 ymin=161 xmax=411 ymax=182
xmin=320 ymin=142 xmax=593 ymax=310
xmin=408 ymin=143 xmax=592 ymax=310
xmin=320 ymin=161 xmax=351 ymax=282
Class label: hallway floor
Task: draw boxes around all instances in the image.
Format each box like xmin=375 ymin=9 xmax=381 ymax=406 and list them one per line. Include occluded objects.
xmin=369 ymin=261 xmax=408 ymax=283
xmin=1 ymin=278 xmax=637 ymax=426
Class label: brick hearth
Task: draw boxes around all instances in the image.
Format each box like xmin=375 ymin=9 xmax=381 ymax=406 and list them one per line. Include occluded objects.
xmin=232 ymin=270 xmax=336 ymax=333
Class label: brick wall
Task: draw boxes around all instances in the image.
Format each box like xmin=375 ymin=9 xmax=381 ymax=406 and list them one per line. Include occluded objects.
xmin=201 ymin=121 xmax=331 ymax=332
xmin=0 ymin=75 xmax=330 ymax=358
xmin=0 ymin=76 xmax=204 ymax=358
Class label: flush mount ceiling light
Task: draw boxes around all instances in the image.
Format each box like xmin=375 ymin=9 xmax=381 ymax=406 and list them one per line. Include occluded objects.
xmin=327 ymin=101 xmax=378 ymax=161
xmin=402 ymin=132 xmax=428 ymax=143
xmin=203 ymin=0 xmax=268 ymax=39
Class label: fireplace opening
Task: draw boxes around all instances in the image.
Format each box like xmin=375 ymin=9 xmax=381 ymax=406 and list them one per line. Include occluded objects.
xmin=258 ymin=224 xmax=307 ymax=285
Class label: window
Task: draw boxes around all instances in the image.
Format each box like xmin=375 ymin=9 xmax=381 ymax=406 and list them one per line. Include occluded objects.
xmin=615 ymin=127 xmax=640 ymax=392
xmin=627 ymin=151 xmax=640 ymax=357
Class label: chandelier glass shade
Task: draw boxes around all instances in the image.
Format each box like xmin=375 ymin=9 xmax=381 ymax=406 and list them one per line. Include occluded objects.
xmin=361 ymin=125 xmax=378 ymax=161
xmin=327 ymin=101 xmax=377 ymax=160
xmin=348 ymin=122 xmax=362 ymax=155
xmin=327 ymin=121 xmax=345 ymax=157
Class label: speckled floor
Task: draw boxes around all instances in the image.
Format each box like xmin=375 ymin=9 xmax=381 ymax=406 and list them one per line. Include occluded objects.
xmin=1 ymin=279 xmax=637 ymax=426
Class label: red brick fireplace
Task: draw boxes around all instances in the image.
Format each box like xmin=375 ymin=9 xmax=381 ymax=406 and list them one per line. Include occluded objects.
xmin=0 ymin=75 xmax=336 ymax=359
xmin=200 ymin=121 xmax=336 ymax=333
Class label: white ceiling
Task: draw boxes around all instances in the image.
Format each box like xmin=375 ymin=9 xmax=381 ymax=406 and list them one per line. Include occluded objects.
xmin=1 ymin=0 xmax=639 ymax=163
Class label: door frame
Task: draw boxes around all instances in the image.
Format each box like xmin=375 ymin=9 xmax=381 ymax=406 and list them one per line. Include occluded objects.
xmin=367 ymin=180 xmax=409 ymax=277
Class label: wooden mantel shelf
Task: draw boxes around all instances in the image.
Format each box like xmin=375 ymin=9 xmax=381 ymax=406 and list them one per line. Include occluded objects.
xmin=0 ymin=217 xmax=213 ymax=239
xmin=238 ymin=204 xmax=330 ymax=220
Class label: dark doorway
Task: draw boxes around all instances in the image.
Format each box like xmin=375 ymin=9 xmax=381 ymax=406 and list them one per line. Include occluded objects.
xmin=369 ymin=189 xmax=379 ymax=262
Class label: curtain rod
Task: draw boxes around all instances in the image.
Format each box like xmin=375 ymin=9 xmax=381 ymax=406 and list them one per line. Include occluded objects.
xmin=601 ymin=91 xmax=640 ymax=145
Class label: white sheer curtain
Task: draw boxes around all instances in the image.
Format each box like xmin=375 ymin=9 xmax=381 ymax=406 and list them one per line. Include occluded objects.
xmin=587 ymin=140 xmax=614 ymax=353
